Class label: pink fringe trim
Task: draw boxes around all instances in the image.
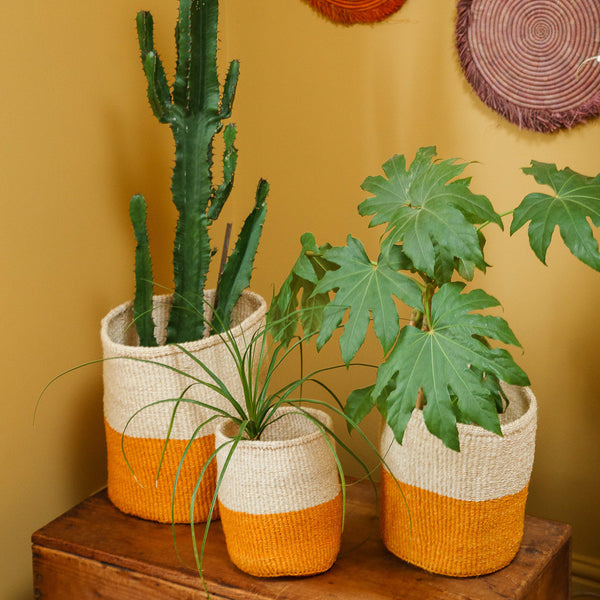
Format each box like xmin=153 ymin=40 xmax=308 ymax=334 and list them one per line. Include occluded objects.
xmin=455 ymin=0 xmax=600 ymax=133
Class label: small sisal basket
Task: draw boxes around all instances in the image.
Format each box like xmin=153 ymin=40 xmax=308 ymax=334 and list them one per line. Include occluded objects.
xmin=215 ymin=407 xmax=342 ymax=577
xmin=101 ymin=290 xmax=267 ymax=523
xmin=380 ymin=384 xmax=537 ymax=577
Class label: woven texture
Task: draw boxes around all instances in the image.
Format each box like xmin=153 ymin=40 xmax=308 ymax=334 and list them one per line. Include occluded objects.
xmin=105 ymin=421 xmax=217 ymax=523
xmin=380 ymin=384 xmax=537 ymax=576
xmin=215 ymin=408 xmax=342 ymax=577
xmin=456 ymin=0 xmax=600 ymax=132
xmin=304 ymin=0 xmax=406 ymax=24
xmin=101 ymin=290 xmax=267 ymax=523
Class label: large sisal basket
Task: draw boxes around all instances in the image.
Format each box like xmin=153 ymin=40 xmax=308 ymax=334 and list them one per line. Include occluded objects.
xmin=101 ymin=290 xmax=267 ymax=523
xmin=380 ymin=384 xmax=537 ymax=577
xmin=215 ymin=407 xmax=342 ymax=577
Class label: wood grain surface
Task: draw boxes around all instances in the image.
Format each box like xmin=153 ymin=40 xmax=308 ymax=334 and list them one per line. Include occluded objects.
xmin=32 ymin=480 xmax=571 ymax=599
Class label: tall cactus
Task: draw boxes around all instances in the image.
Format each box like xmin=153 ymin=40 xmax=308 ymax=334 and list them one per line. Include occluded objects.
xmin=130 ymin=0 xmax=268 ymax=346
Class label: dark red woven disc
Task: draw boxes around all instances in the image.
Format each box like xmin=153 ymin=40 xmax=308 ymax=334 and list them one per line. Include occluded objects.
xmin=456 ymin=0 xmax=600 ymax=132
xmin=304 ymin=0 xmax=407 ymax=24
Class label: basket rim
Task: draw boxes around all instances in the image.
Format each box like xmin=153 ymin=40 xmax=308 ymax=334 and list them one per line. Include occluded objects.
xmin=215 ymin=406 xmax=334 ymax=451
xmin=407 ymin=384 xmax=537 ymax=440
xmin=100 ymin=289 xmax=267 ymax=359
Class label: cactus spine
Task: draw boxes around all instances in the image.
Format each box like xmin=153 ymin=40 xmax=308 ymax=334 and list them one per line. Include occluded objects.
xmin=130 ymin=0 xmax=268 ymax=346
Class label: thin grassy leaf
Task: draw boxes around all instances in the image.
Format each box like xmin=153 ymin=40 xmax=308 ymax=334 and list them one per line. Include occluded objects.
xmin=120 ymin=397 xmax=236 ymax=481
xmin=173 ymin=343 xmax=246 ymax=420
xmin=288 ymin=407 xmax=348 ymax=531
xmin=169 ymin=415 xmax=221 ymax=572
xmin=189 ymin=423 xmax=247 ymax=596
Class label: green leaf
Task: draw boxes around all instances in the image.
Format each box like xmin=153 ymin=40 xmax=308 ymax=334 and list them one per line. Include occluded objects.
xmin=359 ymin=147 xmax=503 ymax=282
xmin=344 ymin=385 xmax=376 ymax=433
xmin=512 ymin=161 xmax=600 ymax=271
xmin=314 ymin=235 xmax=423 ymax=363
xmin=269 ymin=233 xmax=337 ymax=345
xmin=374 ymin=282 xmax=529 ymax=450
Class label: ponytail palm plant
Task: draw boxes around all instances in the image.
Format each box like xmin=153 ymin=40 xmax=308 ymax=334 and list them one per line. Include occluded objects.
xmin=271 ymin=146 xmax=600 ymax=451
xmin=117 ymin=303 xmax=389 ymax=589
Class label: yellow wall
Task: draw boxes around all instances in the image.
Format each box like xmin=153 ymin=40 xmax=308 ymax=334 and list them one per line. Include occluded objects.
xmin=2 ymin=0 xmax=599 ymax=597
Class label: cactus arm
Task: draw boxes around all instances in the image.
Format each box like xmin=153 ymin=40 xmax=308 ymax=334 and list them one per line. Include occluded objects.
xmin=167 ymin=0 xmax=223 ymax=343
xmin=136 ymin=11 xmax=172 ymax=124
xmin=167 ymin=117 xmax=217 ymax=343
xmin=167 ymin=210 xmax=212 ymax=343
xmin=212 ymin=179 xmax=269 ymax=333
xmin=174 ymin=0 xmax=219 ymax=117
xmin=130 ymin=194 xmax=157 ymax=347
xmin=172 ymin=0 xmax=190 ymax=110
xmin=208 ymin=123 xmax=238 ymax=221
xmin=220 ymin=60 xmax=240 ymax=119
xmin=166 ymin=118 xmax=215 ymax=343
xmin=188 ymin=0 xmax=220 ymax=115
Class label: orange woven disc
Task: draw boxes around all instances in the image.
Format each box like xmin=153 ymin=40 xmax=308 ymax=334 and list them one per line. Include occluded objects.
xmin=304 ymin=0 xmax=407 ymax=24
xmin=456 ymin=0 xmax=600 ymax=132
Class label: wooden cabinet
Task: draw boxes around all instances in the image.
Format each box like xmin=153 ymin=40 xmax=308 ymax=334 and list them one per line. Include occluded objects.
xmin=32 ymin=481 xmax=571 ymax=599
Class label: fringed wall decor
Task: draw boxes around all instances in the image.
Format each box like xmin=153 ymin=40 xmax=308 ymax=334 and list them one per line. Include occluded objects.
xmin=456 ymin=0 xmax=600 ymax=133
xmin=304 ymin=0 xmax=407 ymax=24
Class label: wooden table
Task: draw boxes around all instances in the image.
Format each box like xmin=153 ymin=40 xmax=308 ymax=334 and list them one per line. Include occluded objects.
xmin=32 ymin=481 xmax=571 ymax=599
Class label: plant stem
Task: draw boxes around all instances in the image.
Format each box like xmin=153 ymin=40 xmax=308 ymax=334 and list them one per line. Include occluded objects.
xmin=422 ymin=283 xmax=435 ymax=332
xmin=477 ymin=209 xmax=514 ymax=231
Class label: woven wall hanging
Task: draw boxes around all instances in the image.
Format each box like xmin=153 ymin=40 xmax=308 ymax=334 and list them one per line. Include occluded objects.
xmin=304 ymin=0 xmax=407 ymax=24
xmin=456 ymin=0 xmax=600 ymax=132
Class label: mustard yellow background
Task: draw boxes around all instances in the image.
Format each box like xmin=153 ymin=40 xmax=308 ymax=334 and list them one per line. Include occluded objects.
xmin=2 ymin=0 xmax=599 ymax=597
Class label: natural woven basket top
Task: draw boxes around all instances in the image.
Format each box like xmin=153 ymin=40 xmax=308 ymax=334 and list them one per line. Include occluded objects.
xmin=456 ymin=0 xmax=600 ymax=131
xmin=219 ymin=407 xmax=333 ymax=448
xmin=101 ymin=290 xmax=267 ymax=358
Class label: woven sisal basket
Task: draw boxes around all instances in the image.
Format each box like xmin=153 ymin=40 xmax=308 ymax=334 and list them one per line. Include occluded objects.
xmin=215 ymin=407 xmax=342 ymax=577
xmin=380 ymin=384 xmax=537 ymax=577
xmin=101 ymin=290 xmax=267 ymax=523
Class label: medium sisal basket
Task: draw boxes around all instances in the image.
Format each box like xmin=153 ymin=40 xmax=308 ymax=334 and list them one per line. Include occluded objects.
xmin=215 ymin=407 xmax=342 ymax=577
xmin=101 ymin=290 xmax=267 ymax=523
xmin=380 ymin=384 xmax=537 ymax=577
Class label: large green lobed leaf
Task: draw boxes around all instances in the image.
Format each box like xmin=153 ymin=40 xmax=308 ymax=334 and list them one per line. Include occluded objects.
xmin=512 ymin=161 xmax=600 ymax=271
xmin=269 ymin=233 xmax=336 ymax=345
xmin=373 ymin=282 xmax=529 ymax=451
xmin=314 ymin=235 xmax=423 ymax=364
xmin=359 ymin=147 xmax=503 ymax=283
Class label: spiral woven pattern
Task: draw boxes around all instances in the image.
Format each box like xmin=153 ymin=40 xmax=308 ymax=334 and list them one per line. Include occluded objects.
xmin=304 ymin=0 xmax=406 ymax=24
xmin=456 ymin=0 xmax=600 ymax=132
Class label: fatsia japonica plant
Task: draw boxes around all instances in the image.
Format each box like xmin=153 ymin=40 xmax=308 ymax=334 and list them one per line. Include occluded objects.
xmin=271 ymin=146 xmax=600 ymax=451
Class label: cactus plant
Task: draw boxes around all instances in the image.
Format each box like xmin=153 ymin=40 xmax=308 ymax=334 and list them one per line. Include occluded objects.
xmin=130 ymin=0 xmax=269 ymax=346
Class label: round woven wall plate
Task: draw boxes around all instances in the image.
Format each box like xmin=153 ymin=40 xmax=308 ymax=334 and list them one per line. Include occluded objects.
xmin=456 ymin=0 xmax=600 ymax=132
xmin=304 ymin=0 xmax=407 ymax=24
